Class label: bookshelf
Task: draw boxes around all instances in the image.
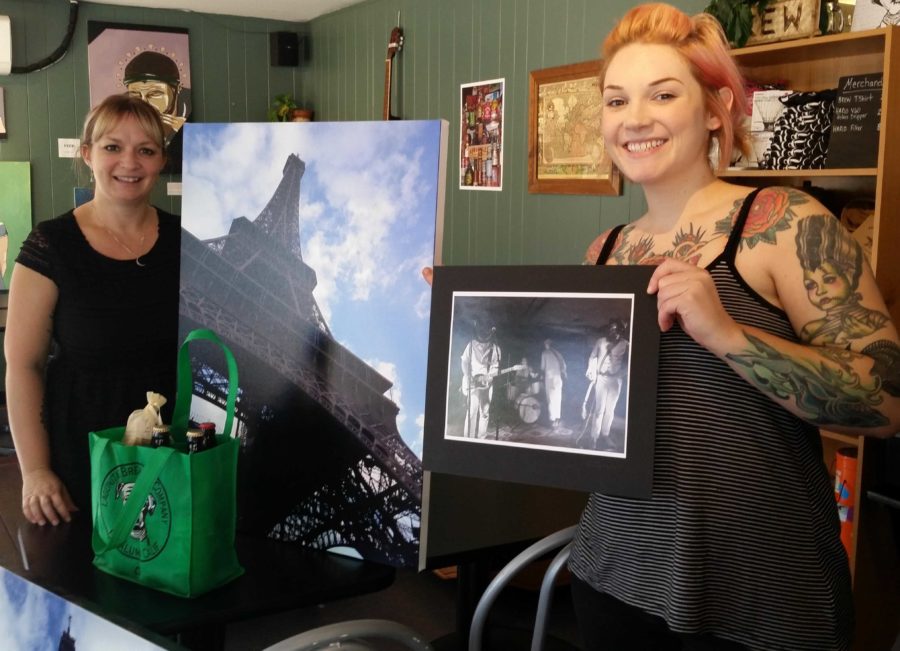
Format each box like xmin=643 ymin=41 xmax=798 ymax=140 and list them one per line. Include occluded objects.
xmin=730 ymin=27 xmax=900 ymax=650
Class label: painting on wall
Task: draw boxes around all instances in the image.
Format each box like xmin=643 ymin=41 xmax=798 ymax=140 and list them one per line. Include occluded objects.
xmin=423 ymin=265 xmax=659 ymax=497
xmin=0 ymin=162 xmax=32 ymax=291
xmin=459 ymin=78 xmax=504 ymax=190
xmin=179 ymin=120 xmax=448 ymax=568
xmin=87 ymin=22 xmax=191 ymax=171
xmin=528 ymin=60 xmax=621 ymax=195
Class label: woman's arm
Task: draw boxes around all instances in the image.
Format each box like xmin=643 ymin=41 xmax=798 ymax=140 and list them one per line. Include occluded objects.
xmin=5 ymin=263 xmax=77 ymax=524
xmin=649 ymin=189 xmax=900 ymax=438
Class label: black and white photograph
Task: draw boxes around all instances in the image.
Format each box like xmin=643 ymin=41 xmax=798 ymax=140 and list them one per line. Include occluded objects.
xmin=423 ymin=265 xmax=659 ymax=497
xmin=446 ymin=292 xmax=633 ymax=456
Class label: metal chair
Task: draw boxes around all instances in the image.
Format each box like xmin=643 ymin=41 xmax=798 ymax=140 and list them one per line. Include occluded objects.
xmin=468 ymin=525 xmax=578 ymax=651
xmin=261 ymin=618 xmax=434 ymax=651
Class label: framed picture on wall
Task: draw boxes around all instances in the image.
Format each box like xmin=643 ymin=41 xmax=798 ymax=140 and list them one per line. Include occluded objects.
xmin=422 ymin=265 xmax=658 ymax=497
xmin=87 ymin=21 xmax=191 ymax=172
xmin=528 ymin=60 xmax=621 ymax=195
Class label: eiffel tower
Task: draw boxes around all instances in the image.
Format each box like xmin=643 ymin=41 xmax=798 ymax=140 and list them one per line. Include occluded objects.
xmin=179 ymin=153 xmax=422 ymax=567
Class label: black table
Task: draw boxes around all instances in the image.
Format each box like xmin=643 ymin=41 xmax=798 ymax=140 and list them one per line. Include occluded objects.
xmin=0 ymin=457 xmax=396 ymax=650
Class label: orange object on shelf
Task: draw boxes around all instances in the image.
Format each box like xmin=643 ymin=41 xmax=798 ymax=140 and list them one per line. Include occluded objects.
xmin=833 ymin=446 xmax=858 ymax=557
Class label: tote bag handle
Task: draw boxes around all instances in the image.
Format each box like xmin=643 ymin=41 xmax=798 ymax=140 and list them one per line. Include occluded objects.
xmin=170 ymin=328 xmax=239 ymax=440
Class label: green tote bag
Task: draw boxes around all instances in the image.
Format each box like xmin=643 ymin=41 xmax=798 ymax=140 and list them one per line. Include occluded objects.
xmin=89 ymin=328 xmax=244 ymax=598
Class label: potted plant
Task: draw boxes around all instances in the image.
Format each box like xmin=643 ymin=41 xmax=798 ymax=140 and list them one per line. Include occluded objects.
xmin=268 ymin=94 xmax=313 ymax=122
xmin=704 ymin=0 xmax=771 ymax=48
xmin=268 ymin=93 xmax=296 ymax=122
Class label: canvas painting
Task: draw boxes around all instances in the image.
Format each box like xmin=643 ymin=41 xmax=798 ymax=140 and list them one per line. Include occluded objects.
xmin=87 ymin=22 xmax=191 ymax=171
xmin=179 ymin=120 xmax=447 ymax=568
xmin=0 ymin=162 xmax=32 ymax=291
xmin=0 ymin=566 xmax=176 ymax=650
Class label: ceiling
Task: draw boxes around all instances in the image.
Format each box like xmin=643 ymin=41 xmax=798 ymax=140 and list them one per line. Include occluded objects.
xmin=85 ymin=0 xmax=368 ymax=23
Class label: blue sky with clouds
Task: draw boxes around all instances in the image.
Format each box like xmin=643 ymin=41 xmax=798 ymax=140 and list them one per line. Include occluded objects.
xmin=0 ymin=567 xmax=168 ymax=650
xmin=181 ymin=121 xmax=445 ymax=457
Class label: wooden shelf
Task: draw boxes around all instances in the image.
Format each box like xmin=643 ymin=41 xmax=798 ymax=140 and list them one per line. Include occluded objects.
xmin=734 ymin=28 xmax=887 ymax=62
xmin=820 ymin=429 xmax=862 ymax=447
xmin=721 ymin=168 xmax=877 ymax=178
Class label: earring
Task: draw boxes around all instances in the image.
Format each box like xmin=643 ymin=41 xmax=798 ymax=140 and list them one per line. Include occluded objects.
xmin=708 ymin=136 xmax=721 ymax=171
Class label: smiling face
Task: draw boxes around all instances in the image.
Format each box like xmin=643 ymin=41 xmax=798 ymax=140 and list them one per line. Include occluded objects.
xmin=81 ymin=114 xmax=166 ymax=207
xmin=803 ymin=261 xmax=852 ymax=311
xmin=601 ymin=43 xmax=721 ymax=190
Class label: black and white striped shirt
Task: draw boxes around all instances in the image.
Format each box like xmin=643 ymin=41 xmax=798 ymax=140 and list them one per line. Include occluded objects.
xmin=569 ymin=190 xmax=853 ymax=651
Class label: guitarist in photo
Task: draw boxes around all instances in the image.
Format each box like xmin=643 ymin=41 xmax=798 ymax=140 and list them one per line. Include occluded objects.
xmin=460 ymin=321 xmax=501 ymax=438
xmin=584 ymin=318 xmax=629 ymax=451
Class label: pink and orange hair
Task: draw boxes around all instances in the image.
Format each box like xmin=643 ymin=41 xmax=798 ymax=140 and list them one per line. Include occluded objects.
xmin=600 ymin=3 xmax=749 ymax=171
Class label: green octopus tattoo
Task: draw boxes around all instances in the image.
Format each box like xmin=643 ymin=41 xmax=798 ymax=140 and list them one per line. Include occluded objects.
xmin=727 ymin=333 xmax=889 ymax=428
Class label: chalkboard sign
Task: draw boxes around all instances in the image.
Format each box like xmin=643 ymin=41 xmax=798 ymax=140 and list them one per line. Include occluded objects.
xmin=825 ymin=73 xmax=883 ymax=168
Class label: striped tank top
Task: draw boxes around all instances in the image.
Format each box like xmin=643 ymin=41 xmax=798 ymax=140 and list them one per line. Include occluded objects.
xmin=568 ymin=189 xmax=853 ymax=651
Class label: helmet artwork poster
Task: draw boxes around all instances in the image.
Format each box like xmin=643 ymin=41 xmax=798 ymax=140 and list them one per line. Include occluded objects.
xmin=87 ymin=22 xmax=192 ymax=149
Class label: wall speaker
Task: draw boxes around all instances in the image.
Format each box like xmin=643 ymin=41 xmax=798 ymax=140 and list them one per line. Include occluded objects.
xmin=0 ymin=16 xmax=11 ymax=76
xmin=270 ymin=31 xmax=308 ymax=67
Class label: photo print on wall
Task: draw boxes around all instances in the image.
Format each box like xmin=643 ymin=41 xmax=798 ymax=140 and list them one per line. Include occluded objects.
xmin=459 ymin=78 xmax=504 ymax=190
xmin=179 ymin=120 xmax=448 ymax=568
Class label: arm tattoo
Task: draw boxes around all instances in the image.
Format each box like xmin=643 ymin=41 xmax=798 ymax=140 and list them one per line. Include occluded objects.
xmin=862 ymin=339 xmax=900 ymax=397
xmin=796 ymin=214 xmax=888 ymax=345
xmin=727 ymin=333 xmax=888 ymax=428
xmin=714 ymin=187 xmax=806 ymax=250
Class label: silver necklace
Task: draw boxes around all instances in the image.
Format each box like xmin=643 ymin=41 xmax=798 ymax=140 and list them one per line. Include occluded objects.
xmin=101 ymin=221 xmax=148 ymax=267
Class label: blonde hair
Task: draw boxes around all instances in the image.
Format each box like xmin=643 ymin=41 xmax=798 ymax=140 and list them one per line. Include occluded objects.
xmin=601 ymin=3 xmax=749 ymax=170
xmin=81 ymin=93 xmax=167 ymax=154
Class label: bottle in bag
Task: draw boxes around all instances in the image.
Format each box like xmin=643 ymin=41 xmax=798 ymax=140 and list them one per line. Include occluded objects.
xmin=186 ymin=427 xmax=205 ymax=454
xmin=150 ymin=424 xmax=171 ymax=448
xmin=199 ymin=422 xmax=217 ymax=449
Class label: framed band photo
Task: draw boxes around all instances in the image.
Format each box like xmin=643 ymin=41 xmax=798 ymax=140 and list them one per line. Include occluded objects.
xmin=422 ymin=265 xmax=658 ymax=497
xmin=528 ymin=60 xmax=621 ymax=195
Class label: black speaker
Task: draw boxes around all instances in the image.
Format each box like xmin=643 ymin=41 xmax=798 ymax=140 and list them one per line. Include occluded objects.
xmin=270 ymin=31 xmax=309 ymax=67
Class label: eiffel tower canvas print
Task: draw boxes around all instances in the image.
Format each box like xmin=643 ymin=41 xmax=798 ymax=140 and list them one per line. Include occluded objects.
xmin=179 ymin=120 xmax=447 ymax=567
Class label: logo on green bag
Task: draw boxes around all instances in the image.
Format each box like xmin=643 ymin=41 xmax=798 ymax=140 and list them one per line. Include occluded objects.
xmin=98 ymin=462 xmax=172 ymax=561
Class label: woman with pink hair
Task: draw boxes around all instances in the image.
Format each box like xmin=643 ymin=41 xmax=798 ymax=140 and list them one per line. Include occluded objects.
xmin=569 ymin=4 xmax=899 ymax=650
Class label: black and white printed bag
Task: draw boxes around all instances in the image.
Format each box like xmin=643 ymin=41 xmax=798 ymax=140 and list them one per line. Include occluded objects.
xmin=762 ymin=90 xmax=837 ymax=170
